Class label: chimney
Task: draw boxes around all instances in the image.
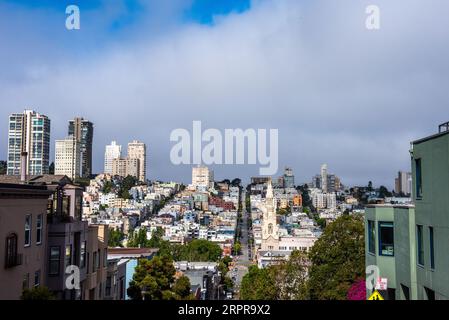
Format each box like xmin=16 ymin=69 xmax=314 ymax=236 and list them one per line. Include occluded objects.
xmin=20 ymin=152 xmax=28 ymax=183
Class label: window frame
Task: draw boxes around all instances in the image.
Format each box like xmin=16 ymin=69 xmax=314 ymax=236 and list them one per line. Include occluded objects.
xmin=429 ymin=226 xmax=435 ymax=270
xmin=49 ymin=246 xmax=61 ymax=276
xmin=368 ymin=220 xmax=376 ymax=255
xmin=378 ymin=221 xmax=394 ymax=257
xmin=24 ymin=214 xmax=32 ymax=247
xmin=415 ymin=158 xmax=423 ymax=199
xmin=417 ymin=225 xmax=424 ymax=266
xmin=36 ymin=214 xmax=43 ymax=245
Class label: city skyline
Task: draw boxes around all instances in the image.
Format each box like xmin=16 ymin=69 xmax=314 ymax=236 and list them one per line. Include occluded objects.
xmin=2 ymin=0 xmax=449 ymax=187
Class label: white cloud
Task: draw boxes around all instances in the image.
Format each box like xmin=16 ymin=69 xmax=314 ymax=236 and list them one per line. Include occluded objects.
xmin=1 ymin=0 xmax=449 ymax=187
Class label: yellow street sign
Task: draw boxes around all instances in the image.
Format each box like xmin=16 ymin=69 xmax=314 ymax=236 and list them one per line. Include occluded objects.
xmin=368 ymin=290 xmax=384 ymax=300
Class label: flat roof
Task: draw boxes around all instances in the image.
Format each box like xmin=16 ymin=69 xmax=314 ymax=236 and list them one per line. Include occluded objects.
xmin=412 ymin=129 xmax=449 ymax=145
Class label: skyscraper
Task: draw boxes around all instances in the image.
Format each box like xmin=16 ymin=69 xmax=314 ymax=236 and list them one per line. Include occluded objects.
xmin=55 ymin=135 xmax=81 ymax=180
xmin=7 ymin=110 xmax=51 ymax=176
xmin=283 ymin=167 xmax=295 ymax=188
xmin=68 ymin=117 xmax=93 ymax=177
xmin=394 ymin=171 xmax=412 ymax=195
xmin=127 ymin=140 xmax=146 ymax=182
xmin=320 ymin=164 xmax=328 ymax=193
xmin=104 ymin=141 xmax=122 ymax=174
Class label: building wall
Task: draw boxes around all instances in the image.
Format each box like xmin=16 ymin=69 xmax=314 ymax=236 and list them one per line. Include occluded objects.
xmin=55 ymin=136 xmax=81 ymax=180
xmin=0 ymin=191 xmax=50 ymax=300
xmin=7 ymin=110 xmax=51 ymax=176
xmin=412 ymin=132 xmax=449 ymax=299
xmin=365 ymin=206 xmax=396 ymax=299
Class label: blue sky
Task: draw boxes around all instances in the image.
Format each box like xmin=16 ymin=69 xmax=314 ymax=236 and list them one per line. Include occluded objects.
xmin=3 ymin=0 xmax=252 ymax=27
xmin=1 ymin=0 xmax=449 ymax=187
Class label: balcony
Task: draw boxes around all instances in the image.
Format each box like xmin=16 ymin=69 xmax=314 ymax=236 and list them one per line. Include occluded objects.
xmin=5 ymin=253 xmax=23 ymax=269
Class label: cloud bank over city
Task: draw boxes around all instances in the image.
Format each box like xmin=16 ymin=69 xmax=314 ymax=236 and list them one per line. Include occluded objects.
xmin=1 ymin=0 xmax=449 ymax=187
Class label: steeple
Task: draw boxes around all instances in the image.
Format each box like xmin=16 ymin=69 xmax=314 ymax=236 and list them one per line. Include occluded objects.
xmin=266 ymin=178 xmax=274 ymax=200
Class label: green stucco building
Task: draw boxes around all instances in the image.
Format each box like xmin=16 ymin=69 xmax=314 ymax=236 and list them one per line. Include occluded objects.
xmin=365 ymin=122 xmax=449 ymax=300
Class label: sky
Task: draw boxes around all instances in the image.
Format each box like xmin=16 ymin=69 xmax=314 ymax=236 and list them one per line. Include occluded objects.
xmin=1 ymin=0 xmax=449 ymax=188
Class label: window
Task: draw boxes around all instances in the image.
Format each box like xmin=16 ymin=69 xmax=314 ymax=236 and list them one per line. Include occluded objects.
xmin=80 ymin=241 xmax=86 ymax=268
xmin=417 ymin=225 xmax=424 ymax=266
xmin=36 ymin=214 xmax=43 ymax=245
xmin=96 ymin=250 xmax=101 ymax=270
xmin=49 ymin=246 xmax=61 ymax=275
xmin=378 ymin=222 xmax=394 ymax=256
xmin=5 ymin=233 xmax=19 ymax=268
xmin=429 ymin=227 xmax=435 ymax=269
xmin=93 ymin=252 xmax=97 ymax=273
xmin=25 ymin=215 xmax=31 ymax=247
xmin=34 ymin=270 xmax=40 ymax=287
xmin=103 ymin=249 xmax=107 ymax=268
xmin=368 ymin=220 xmax=375 ymax=254
xmin=65 ymin=245 xmax=72 ymax=268
xmin=415 ymin=159 xmax=422 ymax=198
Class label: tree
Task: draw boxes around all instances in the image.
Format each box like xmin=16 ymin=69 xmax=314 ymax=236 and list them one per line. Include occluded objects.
xmin=119 ymin=175 xmax=138 ymax=199
xmin=173 ymin=275 xmax=192 ymax=299
xmin=0 ymin=160 xmax=7 ymax=175
xmin=233 ymin=242 xmax=242 ymax=255
xmin=127 ymin=228 xmax=149 ymax=248
xmin=240 ymin=265 xmax=277 ymax=300
xmin=367 ymin=181 xmax=373 ymax=192
xmin=231 ymin=178 xmax=241 ymax=186
xmin=127 ymin=256 xmax=176 ymax=300
xmin=307 ymin=214 xmax=365 ymax=300
xmin=103 ymin=180 xmax=114 ymax=194
xmin=108 ymin=229 xmax=125 ymax=247
xmin=21 ymin=287 xmax=55 ymax=300
xmin=378 ymin=185 xmax=392 ymax=198
xmin=275 ymin=250 xmax=309 ymax=300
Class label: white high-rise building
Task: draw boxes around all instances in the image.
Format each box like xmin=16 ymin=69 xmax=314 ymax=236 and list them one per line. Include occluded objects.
xmin=7 ymin=110 xmax=51 ymax=176
xmin=127 ymin=140 xmax=146 ymax=182
xmin=55 ymin=135 xmax=81 ymax=180
xmin=104 ymin=141 xmax=122 ymax=174
xmin=320 ymin=164 xmax=328 ymax=193
xmin=192 ymin=165 xmax=214 ymax=189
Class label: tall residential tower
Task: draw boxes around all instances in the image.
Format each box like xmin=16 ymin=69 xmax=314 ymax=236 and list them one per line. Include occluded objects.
xmin=68 ymin=117 xmax=93 ymax=177
xmin=104 ymin=141 xmax=122 ymax=174
xmin=7 ymin=110 xmax=51 ymax=176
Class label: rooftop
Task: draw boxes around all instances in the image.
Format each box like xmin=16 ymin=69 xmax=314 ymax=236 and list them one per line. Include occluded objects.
xmin=412 ymin=121 xmax=449 ymax=145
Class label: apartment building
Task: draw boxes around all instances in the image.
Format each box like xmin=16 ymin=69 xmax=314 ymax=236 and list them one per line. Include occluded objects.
xmin=68 ymin=118 xmax=94 ymax=178
xmin=55 ymin=135 xmax=81 ymax=180
xmin=7 ymin=110 xmax=51 ymax=176
xmin=127 ymin=140 xmax=146 ymax=182
xmin=104 ymin=141 xmax=122 ymax=174
xmin=365 ymin=122 xmax=449 ymax=300
xmin=112 ymin=157 xmax=140 ymax=179
xmin=0 ymin=183 xmax=52 ymax=300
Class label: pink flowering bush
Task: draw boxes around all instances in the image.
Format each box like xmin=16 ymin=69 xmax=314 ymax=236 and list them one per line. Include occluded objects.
xmin=347 ymin=279 xmax=366 ymax=300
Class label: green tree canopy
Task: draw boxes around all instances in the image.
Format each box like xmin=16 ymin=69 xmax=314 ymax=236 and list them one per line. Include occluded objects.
xmin=108 ymin=228 xmax=125 ymax=247
xmin=21 ymin=287 xmax=55 ymax=300
xmin=127 ymin=256 xmax=177 ymax=300
xmin=240 ymin=265 xmax=277 ymax=300
xmin=307 ymin=214 xmax=365 ymax=300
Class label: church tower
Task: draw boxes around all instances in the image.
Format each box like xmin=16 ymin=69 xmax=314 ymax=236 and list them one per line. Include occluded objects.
xmin=261 ymin=179 xmax=279 ymax=251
